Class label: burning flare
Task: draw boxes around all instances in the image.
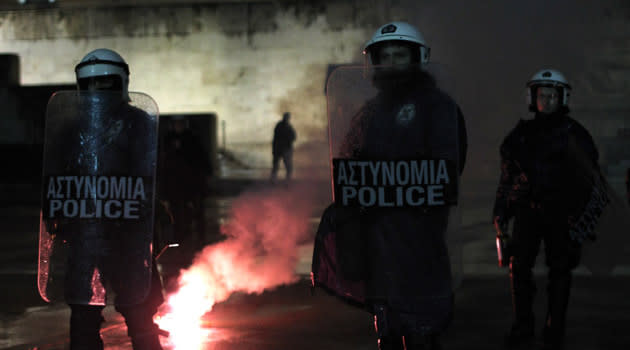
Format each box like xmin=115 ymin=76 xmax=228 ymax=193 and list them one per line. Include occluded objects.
xmin=157 ymin=184 xmax=315 ymax=349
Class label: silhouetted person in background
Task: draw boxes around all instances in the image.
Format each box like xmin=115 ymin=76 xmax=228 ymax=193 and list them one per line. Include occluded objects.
xmin=271 ymin=112 xmax=296 ymax=183
xmin=160 ymin=115 xmax=212 ymax=245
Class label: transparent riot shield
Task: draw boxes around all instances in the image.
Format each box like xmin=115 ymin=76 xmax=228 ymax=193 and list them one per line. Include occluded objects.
xmin=313 ymin=64 xmax=462 ymax=329
xmin=38 ymin=91 xmax=159 ymax=306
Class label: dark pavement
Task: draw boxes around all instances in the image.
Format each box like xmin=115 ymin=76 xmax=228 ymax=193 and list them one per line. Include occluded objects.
xmin=1 ymin=173 xmax=629 ymax=350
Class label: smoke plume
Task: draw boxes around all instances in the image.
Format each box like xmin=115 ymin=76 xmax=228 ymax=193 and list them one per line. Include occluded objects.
xmin=158 ymin=182 xmax=319 ymax=348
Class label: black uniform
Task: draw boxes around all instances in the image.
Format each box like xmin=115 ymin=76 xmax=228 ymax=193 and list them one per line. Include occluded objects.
xmin=313 ymin=69 xmax=467 ymax=350
xmin=47 ymin=100 xmax=164 ymax=350
xmin=493 ymin=111 xmax=599 ymax=348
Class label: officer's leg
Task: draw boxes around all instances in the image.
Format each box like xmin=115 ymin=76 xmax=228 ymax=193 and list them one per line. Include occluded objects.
xmin=67 ymin=238 xmax=106 ymax=350
xmin=542 ymin=216 xmax=580 ymax=350
xmin=506 ymin=209 xmax=542 ymax=346
xmin=69 ymin=304 xmax=105 ymax=350
xmin=115 ymin=261 xmax=165 ymax=350
xmin=373 ymin=303 xmax=405 ymax=350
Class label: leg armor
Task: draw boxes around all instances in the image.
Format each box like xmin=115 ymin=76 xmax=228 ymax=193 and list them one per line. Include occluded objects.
xmin=509 ymin=257 xmax=536 ymax=329
xmin=116 ymin=303 xmax=163 ymax=350
xmin=69 ymin=304 xmax=105 ymax=350
xmin=542 ymin=267 xmax=571 ymax=350
xmin=115 ymin=260 xmax=165 ymax=350
xmin=505 ymin=209 xmax=542 ymax=346
xmin=505 ymin=256 xmax=536 ymax=347
xmin=542 ymin=219 xmax=581 ymax=349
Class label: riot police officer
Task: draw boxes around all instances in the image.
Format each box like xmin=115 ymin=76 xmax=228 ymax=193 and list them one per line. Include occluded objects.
xmin=312 ymin=22 xmax=467 ymax=350
xmin=41 ymin=49 xmax=165 ymax=350
xmin=493 ymin=69 xmax=599 ymax=349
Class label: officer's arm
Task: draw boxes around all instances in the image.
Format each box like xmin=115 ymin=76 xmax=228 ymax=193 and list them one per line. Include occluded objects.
xmin=492 ymin=130 xmax=521 ymax=224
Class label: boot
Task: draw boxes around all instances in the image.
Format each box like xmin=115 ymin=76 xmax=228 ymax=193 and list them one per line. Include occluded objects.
xmin=117 ymin=305 xmax=164 ymax=350
xmin=505 ymin=263 xmax=535 ymax=348
xmin=116 ymin=264 xmax=165 ymax=350
xmin=130 ymin=331 xmax=164 ymax=350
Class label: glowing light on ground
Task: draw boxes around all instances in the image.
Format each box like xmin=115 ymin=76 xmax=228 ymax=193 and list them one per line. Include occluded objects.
xmin=156 ymin=184 xmax=316 ymax=349
xmin=156 ymin=265 xmax=217 ymax=349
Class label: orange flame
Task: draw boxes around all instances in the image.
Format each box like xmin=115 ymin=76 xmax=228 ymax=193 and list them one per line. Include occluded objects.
xmin=157 ymin=184 xmax=316 ymax=348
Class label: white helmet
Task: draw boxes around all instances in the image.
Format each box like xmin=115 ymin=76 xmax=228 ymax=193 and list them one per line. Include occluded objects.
xmin=526 ymin=69 xmax=571 ymax=111
xmin=75 ymin=48 xmax=130 ymax=98
xmin=363 ymin=21 xmax=430 ymax=68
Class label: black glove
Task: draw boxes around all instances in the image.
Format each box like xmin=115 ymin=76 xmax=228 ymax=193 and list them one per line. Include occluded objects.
xmin=493 ymin=216 xmax=509 ymax=238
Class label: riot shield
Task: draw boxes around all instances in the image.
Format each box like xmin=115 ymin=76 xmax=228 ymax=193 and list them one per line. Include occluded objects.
xmin=313 ymin=64 xmax=462 ymax=329
xmin=38 ymin=91 xmax=159 ymax=306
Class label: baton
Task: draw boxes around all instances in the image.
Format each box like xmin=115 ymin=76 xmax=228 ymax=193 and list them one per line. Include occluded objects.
xmin=496 ymin=235 xmax=507 ymax=267
xmin=494 ymin=220 xmax=509 ymax=268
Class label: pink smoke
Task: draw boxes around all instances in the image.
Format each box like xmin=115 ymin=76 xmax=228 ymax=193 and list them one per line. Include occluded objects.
xmin=157 ymin=183 xmax=317 ymax=349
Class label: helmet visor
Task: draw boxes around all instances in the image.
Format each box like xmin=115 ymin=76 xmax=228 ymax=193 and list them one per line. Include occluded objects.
xmin=77 ymin=75 xmax=123 ymax=91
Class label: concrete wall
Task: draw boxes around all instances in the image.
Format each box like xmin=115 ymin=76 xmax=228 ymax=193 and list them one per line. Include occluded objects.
xmin=1 ymin=0 xmax=629 ymax=187
xmin=0 ymin=1 xmax=379 ymax=175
